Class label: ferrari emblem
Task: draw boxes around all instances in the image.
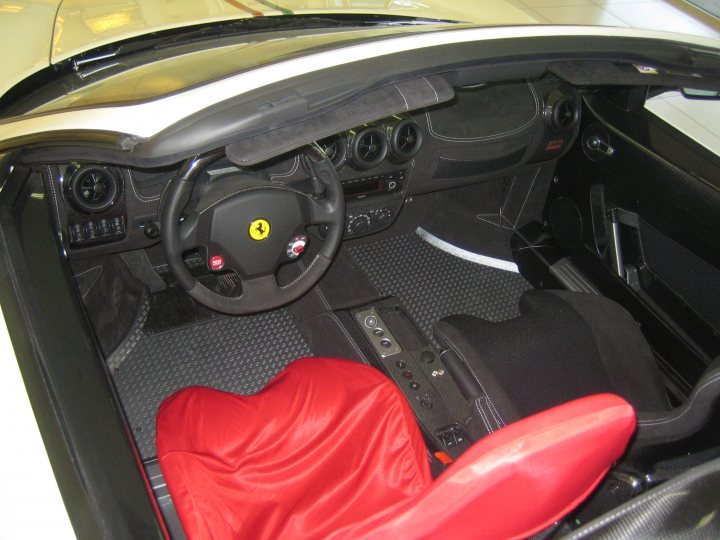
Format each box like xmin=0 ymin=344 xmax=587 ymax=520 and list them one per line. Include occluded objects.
xmin=249 ymin=218 xmax=271 ymax=241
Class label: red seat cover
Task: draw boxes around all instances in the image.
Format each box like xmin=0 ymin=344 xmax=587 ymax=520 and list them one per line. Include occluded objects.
xmin=157 ymin=357 xmax=635 ymax=540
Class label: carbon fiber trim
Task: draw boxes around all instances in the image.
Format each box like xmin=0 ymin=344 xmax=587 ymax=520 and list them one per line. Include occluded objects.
xmin=111 ymin=308 xmax=311 ymax=459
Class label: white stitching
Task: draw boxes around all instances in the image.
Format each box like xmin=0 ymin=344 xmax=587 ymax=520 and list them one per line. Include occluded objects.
xmin=323 ymin=312 xmax=370 ymax=365
xmin=501 ymin=175 xmax=517 ymax=215
xmin=127 ymin=169 xmax=161 ymax=202
xmin=435 ymin=326 xmax=506 ymax=427
xmin=512 ymin=166 xmax=541 ymax=229
xmin=424 ymin=82 xmax=540 ymax=143
xmin=280 ymin=255 xmax=319 ymax=290
xmin=73 ymin=265 xmax=102 ymax=279
xmin=474 ymin=397 xmax=493 ymax=434
xmin=269 ymin=155 xmax=300 ymax=181
xmin=422 ymin=76 xmax=440 ymax=103
xmin=479 ymin=396 xmax=501 ymax=431
xmin=394 ymin=84 xmax=410 ymax=111
xmin=299 ymin=259 xmax=332 ymax=312
xmin=637 ymin=372 xmax=720 ymax=426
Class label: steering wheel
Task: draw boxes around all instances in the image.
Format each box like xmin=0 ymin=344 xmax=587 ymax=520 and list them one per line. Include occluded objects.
xmin=160 ymin=145 xmax=345 ymax=314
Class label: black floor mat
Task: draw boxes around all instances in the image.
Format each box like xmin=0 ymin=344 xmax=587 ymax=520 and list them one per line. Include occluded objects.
xmin=111 ymin=307 xmax=311 ymax=460
xmin=347 ymin=231 xmax=531 ymax=347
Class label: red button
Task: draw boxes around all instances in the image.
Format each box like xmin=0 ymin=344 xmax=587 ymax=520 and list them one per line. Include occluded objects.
xmin=292 ymin=243 xmax=305 ymax=254
xmin=209 ymin=255 xmax=225 ymax=271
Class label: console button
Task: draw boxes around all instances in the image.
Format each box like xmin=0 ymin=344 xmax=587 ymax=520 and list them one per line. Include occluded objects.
xmin=372 ymin=328 xmax=384 ymax=337
xmin=364 ymin=315 xmax=377 ymax=328
xmin=410 ymin=382 xmax=420 ymax=390
xmin=402 ymin=371 xmax=413 ymax=380
xmin=348 ymin=215 xmax=371 ymax=234
xmin=380 ymin=339 xmax=392 ymax=348
xmin=395 ymin=360 xmax=406 ymax=369
xmin=373 ymin=208 xmax=392 ymax=225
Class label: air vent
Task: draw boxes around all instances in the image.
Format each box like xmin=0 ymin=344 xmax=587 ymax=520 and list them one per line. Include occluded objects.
xmin=317 ymin=134 xmax=348 ymax=168
xmin=350 ymin=126 xmax=388 ymax=170
xmin=67 ymin=165 xmax=119 ymax=213
xmin=545 ymin=93 xmax=580 ymax=133
xmin=389 ymin=119 xmax=423 ymax=161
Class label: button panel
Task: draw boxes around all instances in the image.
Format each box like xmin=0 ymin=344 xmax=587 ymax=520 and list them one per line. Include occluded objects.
xmin=354 ymin=308 xmax=402 ymax=358
xmin=69 ymin=216 xmax=126 ymax=246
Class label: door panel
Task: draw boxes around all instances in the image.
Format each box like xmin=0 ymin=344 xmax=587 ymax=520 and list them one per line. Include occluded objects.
xmin=549 ymin=89 xmax=720 ymax=395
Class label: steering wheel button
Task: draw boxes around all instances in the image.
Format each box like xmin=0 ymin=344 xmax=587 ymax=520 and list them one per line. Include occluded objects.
xmin=209 ymin=255 xmax=225 ymax=271
xmin=287 ymin=235 xmax=308 ymax=259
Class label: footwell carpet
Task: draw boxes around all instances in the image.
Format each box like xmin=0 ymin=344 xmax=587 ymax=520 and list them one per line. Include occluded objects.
xmin=111 ymin=308 xmax=311 ymax=459
xmin=347 ymin=232 xmax=531 ymax=348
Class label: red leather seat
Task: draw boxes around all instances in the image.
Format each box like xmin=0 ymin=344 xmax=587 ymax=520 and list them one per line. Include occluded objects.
xmin=156 ymin=357 xmax=635 ymax=539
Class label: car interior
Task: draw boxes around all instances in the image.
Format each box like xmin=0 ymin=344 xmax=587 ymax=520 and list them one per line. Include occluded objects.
xmin=3 ymin=35 xmax=720 ymax=538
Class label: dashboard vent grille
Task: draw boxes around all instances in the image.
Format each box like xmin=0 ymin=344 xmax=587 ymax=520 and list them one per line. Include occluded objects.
xmin=67 ymin=165 xmax=119 ymax=213
xmin=546 ymin=94 xmax=580 ymax=133
xmin=390 ymin=119 xmax=423 ymax=160
xmin=351 ymin=126 xmax=388 ymax=170
xmin=318 ymin=135 xmax=348 ymax=168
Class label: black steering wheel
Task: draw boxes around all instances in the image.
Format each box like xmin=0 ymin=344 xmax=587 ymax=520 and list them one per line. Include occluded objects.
xmin=160 ymin=145 xmax=345 ymax=314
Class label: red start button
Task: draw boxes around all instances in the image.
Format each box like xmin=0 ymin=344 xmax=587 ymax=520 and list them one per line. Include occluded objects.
xmin=292 ymin=242 xmax=305 ymax=254
xmin=209 ymin=255 xmax=225 ymax=271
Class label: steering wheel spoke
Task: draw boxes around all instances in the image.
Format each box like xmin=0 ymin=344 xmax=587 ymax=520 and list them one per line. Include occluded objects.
xmin=178 ymin=212 xmax=201 ymax=252
xmin=306 ymin=196 xmax=336 ymax=225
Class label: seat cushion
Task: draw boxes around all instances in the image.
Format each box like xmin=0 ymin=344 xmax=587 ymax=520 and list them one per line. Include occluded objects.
xmin=156 ymin=357 xmax=431 ymax=540
xmin=434 ymin=290 xmax=669 ymax=421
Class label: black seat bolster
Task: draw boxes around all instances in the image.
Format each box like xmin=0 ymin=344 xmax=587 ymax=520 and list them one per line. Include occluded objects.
xmin=635 ymin=358 xmax=720 ymax=446
xmin=547 ymin=291 xmax=671 ymax=413
xmin=434 ymin=320 xmax=521 ymax=434
xmin=435 ymin=290 xmax=671 ymax=421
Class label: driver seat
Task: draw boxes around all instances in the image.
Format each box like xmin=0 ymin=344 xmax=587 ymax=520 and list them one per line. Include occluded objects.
xmin=156 ymin=357 xmax=635 ymax=539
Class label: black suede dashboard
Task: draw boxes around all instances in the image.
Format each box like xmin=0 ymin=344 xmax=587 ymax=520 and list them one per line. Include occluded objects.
xmin=44 ymin=74 xmax=581 ymax=259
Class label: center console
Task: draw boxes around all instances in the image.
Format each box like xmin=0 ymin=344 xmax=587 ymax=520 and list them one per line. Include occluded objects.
xmin=346 ymin=299 xmax=471 ymax=460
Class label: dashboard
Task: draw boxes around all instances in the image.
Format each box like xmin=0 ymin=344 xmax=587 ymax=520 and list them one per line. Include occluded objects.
xmin=47 ymin=75 xmax=581 ymax=260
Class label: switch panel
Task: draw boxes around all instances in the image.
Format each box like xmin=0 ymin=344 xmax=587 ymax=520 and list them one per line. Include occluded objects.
xmin=354 ymin=308 xmax=402 ymax=358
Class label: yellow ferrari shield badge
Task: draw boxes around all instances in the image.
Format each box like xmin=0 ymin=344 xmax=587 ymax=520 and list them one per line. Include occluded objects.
xmin=249 ymin=218 xmax=271 ymax=241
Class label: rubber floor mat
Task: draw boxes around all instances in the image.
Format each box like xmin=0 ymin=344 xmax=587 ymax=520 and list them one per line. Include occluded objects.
xmin=111 ymin=308 xmax=311 ymax=460
xmin=347 ymin=232 xmax=532 ymax=348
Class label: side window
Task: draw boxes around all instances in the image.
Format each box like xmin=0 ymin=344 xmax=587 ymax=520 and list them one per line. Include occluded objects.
xmin=644 ymin=90 xmax=720 ymax=158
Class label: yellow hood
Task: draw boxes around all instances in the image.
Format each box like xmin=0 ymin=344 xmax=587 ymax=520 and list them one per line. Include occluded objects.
xmin=0 ymin=0 xmax=535 ymax=99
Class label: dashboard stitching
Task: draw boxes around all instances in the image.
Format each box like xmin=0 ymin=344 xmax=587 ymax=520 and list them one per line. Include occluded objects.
xmin=512 ymin=166 xmax=541 ymax=229
xmin=422 ymin=76 xmax=440 ymax=103
xmin=269 ymin=155 xmax=300 ymax=181
xmin=73 ymin=265 xmax=103 ymax=279
xmin=197 ymin=185 xmax=308 ymax=217
xmin=127 ymin=169 xmax=161 ymax=202
xmin=393 ymin=84 xmax=410 ymax=111
xmin=424 ymin=82 xmax=540 ymax=143
xmin=501 ymin=175 xmax=517 ymax=216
